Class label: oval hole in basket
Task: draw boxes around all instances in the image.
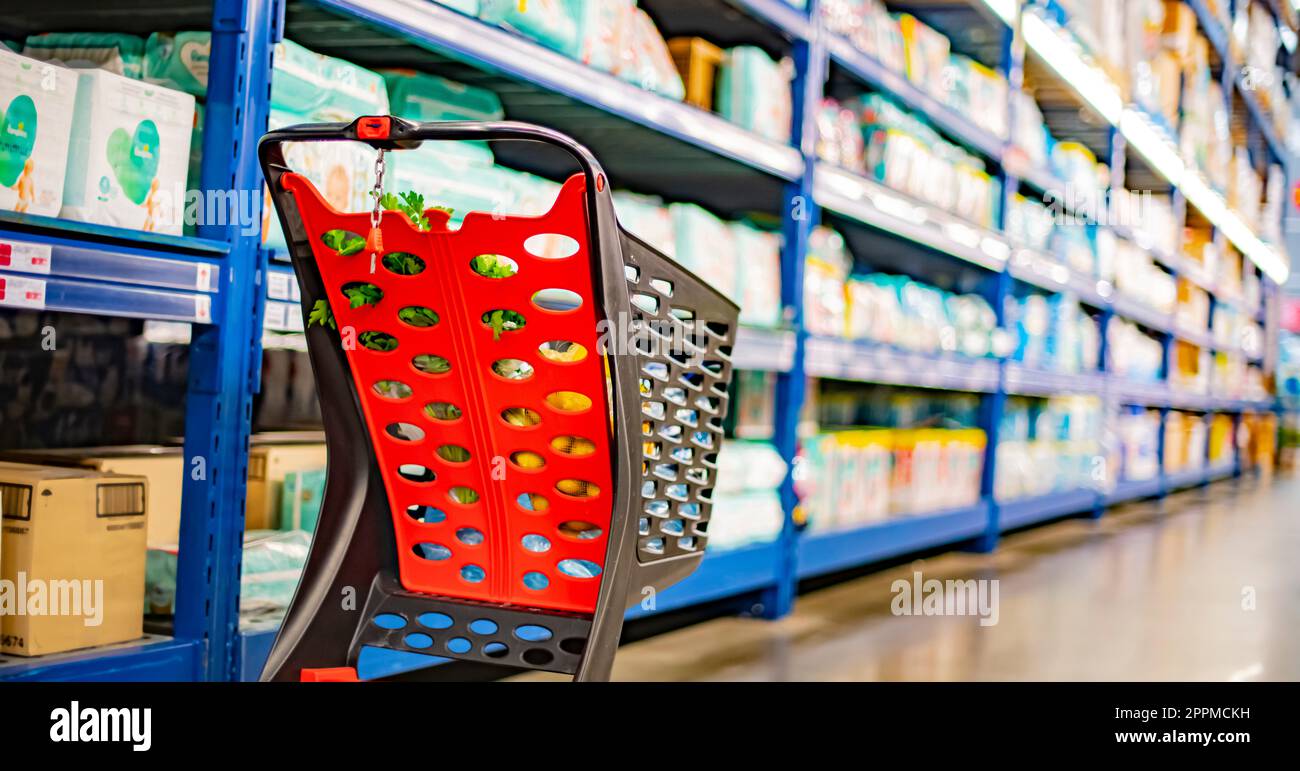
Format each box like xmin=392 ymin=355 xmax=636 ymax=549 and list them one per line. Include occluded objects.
xmin=531 ymin=288 xmax=583 ymax=313
xmin=524 ymin=233 xmax=579 ymax=259
xmin=550 ymin=435 xmax=596 ymax=456
xmin=480 ymin=309 xmax=527 ymax=336
xmin=501 ymin=407 xmax=541 ymax=427
xmin=320 ymin=229 xmax=365 ymax=255
xmin=558 ymin=521 xmax=603 ymax=541
xmin=469 ymin=253 xmax=519 ymax=278
xmin=406 ymin=505 xmax=446 ymax=524
xmin=398 ymin=464 xmax=435 ymax=484
xmin=411 ymin=354 xmax=451 ymax=375
xmin=447 ymin=486 xmax=480 ymax=505
xmin=341 ymin=281 xmax=383 ymax=308
xmin=372 ymin=380 xmax=412 ymax=400
xmin=418 ymin=612 xmax=453 ymax=629
xmin=556 ymin=559 xmax=602 ymax=579
xmin=412 ymin=542 xmax=451 ymax=561
xmin=516 ymin=492 xmax=550 ymax=513
xmin=381 ymin=252 xmax=425 ymax=276
xmin=545 ymin=391 xmax=592 ymax=413
xmin=436 ymin=444 xmax=472 ymax=463
xmin=522 ymin=572 xmax=549 ymax=591
xmin=397 ymin=306 xmax=440 ymax=328
xmin=385 ymin=422 xmax=425 ymax=443
xmin=555 ymin=479 xmax=601 ymax=499
xmin=424 ymin=402 xmax=462 ymax=422
xmin=510 ymin=451 xmax=546 ymax=471
xmin=455 ymin=527 xmax=484 ymax=546
xmin=538 ymin=340 xmax=588 ymax=363
xmin=358 ymin=331 xmax=398 ymax=352
xmin=492 ymin=358 xmax=535 ymax=380
xmin=514 ymin=624 xmax=553 ymax=642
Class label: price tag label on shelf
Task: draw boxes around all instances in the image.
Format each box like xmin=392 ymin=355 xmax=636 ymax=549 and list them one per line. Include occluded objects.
xmin=195 ymin=263 xmax=214 ymax=292
xmin=194 ymin=294 xmax=212 ymax=323
xmin=0 ymin=275 xmax=47 ymax=309
xmin=0 ymin=241 xmax=53 ymax=275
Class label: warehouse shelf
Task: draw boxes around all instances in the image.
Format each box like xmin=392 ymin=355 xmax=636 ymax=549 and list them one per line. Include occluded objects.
xmin=805 ymin=335 xmax=1002 ymax=392
xmin=1007 ymin=249 xmax=1110 ymax=307
xmin=0 ymin=271 xmax=218 ymax=323
xmin=0 ymin=636 xmax=200 ymax=683
xmin=1165 ymin=466 xmax=1212 ymax=491
xmin=1020 ymin=5 xmax=1290 ymax=284
xmin=1104 ymin=477 xmax=1165 ymax=505
xmin=301 ymin=0 xmax=804 ymax=184
xmin=1 ymin=229 xmax=221 ymax=294
xmin=825 ymin=33 xmax=1007 ymax=160
xmin=0 ymin=210 xmax=230 ymax=257
xmin=796 ymin=501 xmax=991 ymax=579
xmin=5 ymin=0 xmax=1284 ymax=682
xmin=997 ymin=488 xmax=1098 ymax=531
xmin=814 ymin=164 xmax=1010 ymax=272
xmin=1004 ymin=364 xmax=1106 ymax=396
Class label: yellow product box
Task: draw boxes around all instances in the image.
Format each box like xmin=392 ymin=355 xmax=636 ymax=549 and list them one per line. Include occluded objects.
xmin=0 ymin=462 xmax=146 ymax=656
xmin=246 ymin=433 xmax=327 ymax=530
xmin=898 ymin=14 xmax=949 ymax=100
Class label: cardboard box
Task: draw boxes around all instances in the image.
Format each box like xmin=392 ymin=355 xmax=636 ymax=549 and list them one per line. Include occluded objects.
xmin=0 ymin=462 xmax=146 ymax=656
xmin=246 ymin=437 xmax=327 ymax=530
xmin=0 ymin=446 xmax=183 ymax=548
xmin=0 ymin=48 xmax=77 ymax=216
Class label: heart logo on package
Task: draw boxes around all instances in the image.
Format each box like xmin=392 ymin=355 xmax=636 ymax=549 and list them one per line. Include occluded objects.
xmin=107 ymin=119 xmax=161 ymax=205
xmin=0 ymin=95 xmax=38 ymax=188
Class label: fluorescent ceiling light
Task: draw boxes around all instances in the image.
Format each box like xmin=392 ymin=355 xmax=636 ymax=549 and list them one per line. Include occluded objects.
xmin=1021 ymin=13 xmax=1123 ymax=124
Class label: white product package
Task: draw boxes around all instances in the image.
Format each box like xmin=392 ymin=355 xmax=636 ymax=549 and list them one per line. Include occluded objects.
xmin=0 ymin=48 xmax=77 ymax=216
xmin=61 ymin=68 xmax=195 ymax=234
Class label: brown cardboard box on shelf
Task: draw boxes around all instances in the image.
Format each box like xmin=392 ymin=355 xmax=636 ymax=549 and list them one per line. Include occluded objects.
xmin=0 ymin=446 xmax=183 ymax=548
xmin=0 ymin=462 xmax=147 ymax=656
xmin=246 ymin=433 xmax=327 ymax=530
xmin=1161 ymin=0 xmax=1197 ymax=62
xmin=667 ymin=37 xmax=724 ymax=111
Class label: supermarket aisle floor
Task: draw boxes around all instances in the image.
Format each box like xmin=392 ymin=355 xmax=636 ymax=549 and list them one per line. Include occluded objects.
xmin=543 ymin=473 xmax=1300 ymax=681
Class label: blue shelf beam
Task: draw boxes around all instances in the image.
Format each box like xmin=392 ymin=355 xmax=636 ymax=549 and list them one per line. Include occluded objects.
xmin=0 ymin=637 xmax=201 ymax=683
xmin=796 ymin=502 xmax=992 ymax=579
xmin=997 ymin=489 xmax=1099 ymax=531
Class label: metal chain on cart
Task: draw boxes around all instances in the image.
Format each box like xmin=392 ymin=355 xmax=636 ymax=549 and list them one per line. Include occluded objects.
xmin=367 ymin=148 xmax=387 ymax=274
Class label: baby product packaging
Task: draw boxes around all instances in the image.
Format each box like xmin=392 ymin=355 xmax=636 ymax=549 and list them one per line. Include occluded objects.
xmin=61 ymin=68 xmax=195 ymax=234
xmin=144 ymin=31 xmax=210 ymax=97
xmin=0 ymin=48 xmax=77 ymax=216
xmin=23 ymin=32 xmax=145 ymax=78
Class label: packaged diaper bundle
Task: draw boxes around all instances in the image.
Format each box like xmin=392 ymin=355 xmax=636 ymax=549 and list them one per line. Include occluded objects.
xmin=716 ymin=46 xmax=792 ymax=143
xmin=0 ymin=48 xmax=78 ymax=217
xmin=24 ymin=32 xmax=145 ymax=78
xmin=898 ymin=14 xmax=949 ymax=100
xmin=714 ymin=440 xmax=788 ymax=495
xmin=61 ymin=68 xmax=195 ymax=234
xmin=478 ymin=0 xmax=582 ymax=59
xmin=731 ymin=221 xmax=783 ymax=328
xmin=143 ymin=32 xmax=210 ymax=97
xmin=616 ymin=9 xmax=685 ymax=100
xmin=706 ymin=490 xmax=785 ymax=550
xmin=576 ymin=0 xmax=635 ymax=75
xmin=803 ymin=226 xmax=852 ymax=337
xmin=670 ymin=202 xmax=739 ymax=301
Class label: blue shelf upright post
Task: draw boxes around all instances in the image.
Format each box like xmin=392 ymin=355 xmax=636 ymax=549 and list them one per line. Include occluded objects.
xmin=972 ymin=11 xmax=1022 ymax=550
xmin=173 ymin=0 xmax=279 ymax=681
xmin=760 ymin=0 xmax=824 ymax=619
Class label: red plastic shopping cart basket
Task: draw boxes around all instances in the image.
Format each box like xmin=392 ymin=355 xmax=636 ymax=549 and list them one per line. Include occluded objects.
xmin=256 ymin=116 xmax=739 ymax=681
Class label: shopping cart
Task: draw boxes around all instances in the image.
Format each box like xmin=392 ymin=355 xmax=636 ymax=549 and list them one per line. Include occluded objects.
xmin=256 ymin=116 xmax=739 ymax=681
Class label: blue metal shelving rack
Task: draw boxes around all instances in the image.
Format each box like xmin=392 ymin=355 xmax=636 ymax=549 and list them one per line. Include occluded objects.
xmin=0 ymin=0 xmax=1286 ymax=681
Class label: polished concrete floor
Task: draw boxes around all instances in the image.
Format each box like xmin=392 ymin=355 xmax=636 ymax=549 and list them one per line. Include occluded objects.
xmin=523 ymin=471 xmax=1300 ymax=681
